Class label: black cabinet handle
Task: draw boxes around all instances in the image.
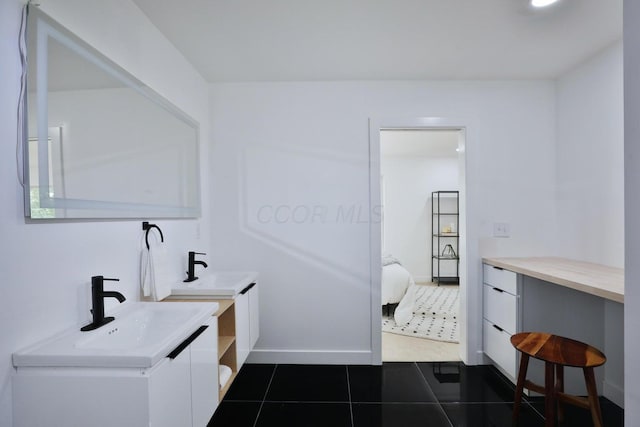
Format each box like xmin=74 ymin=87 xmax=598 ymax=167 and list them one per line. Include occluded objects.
xmin=492 ymin=287 xmax=504 ymax=293
xmin=492 ymin=266 xmax=504 ymax=271
xmin=167 ymin=325 xmax=208 ymax=359
xmin=492 ymin=324 xmax=504 ymax=332
xmin=240 ymin=282 xmax=256 ymax=295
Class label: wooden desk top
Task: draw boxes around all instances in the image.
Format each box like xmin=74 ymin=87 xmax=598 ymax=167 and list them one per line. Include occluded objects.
xmin=482 ymin=257 xmax=624 ymax=304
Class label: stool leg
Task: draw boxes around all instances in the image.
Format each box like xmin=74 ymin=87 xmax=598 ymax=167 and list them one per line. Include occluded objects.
xmin=583 ymin=367 xmax=604 ymax=427
xmin=513 ymin=353 xmax=529 ymax=425
xmin=555 ymin=364 xmax=564 ymax=423
xmin=544 ymin=362 xmax=556 ymax=427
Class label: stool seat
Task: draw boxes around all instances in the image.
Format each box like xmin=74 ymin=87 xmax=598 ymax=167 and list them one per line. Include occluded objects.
xmin=510 ymin=332 xmax=606 ymax=427
xmin=511 ymin=332 xmax=606 ymax=368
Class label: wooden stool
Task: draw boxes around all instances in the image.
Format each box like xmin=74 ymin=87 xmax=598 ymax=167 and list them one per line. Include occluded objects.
xmin=510 ymin=332 xmax=606 ymax=427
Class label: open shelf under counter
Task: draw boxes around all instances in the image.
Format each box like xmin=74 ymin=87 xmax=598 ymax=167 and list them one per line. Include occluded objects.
xmin=218 ymin=336 xmax=235 ymax=359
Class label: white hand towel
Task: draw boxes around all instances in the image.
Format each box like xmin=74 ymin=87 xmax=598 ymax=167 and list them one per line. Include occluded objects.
xmin=140 ymin=244 xmax=153 ymax=298
xmin=139 ymin=233 xmax=173 ymax=301
xmin=150 ymin=242 xmax=172 ymax=301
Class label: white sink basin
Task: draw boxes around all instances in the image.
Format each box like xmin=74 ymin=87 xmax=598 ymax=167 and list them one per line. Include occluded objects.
xmin=171 ymin=271 xmax=257 ymax=297
xmin=13 ymin=301 xmax=218 ymax=368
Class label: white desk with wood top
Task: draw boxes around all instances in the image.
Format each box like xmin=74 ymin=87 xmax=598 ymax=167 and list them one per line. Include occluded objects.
xmin=481 ymin=256 xmax=624 ymax=407
xmin=483 ymin=257 xmax=623 ymax=303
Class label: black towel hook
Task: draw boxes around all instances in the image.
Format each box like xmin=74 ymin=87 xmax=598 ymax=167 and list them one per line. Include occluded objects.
xmin=142 ymin=221 xmax=164 ymax=250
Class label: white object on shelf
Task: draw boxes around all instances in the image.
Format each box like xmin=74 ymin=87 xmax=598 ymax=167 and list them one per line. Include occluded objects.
xmin=219 ymin=364 xmax=232 ymax=388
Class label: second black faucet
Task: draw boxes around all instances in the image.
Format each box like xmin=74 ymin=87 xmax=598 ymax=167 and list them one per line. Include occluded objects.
xmin=184 ymin=251 xmax=208 ymax=282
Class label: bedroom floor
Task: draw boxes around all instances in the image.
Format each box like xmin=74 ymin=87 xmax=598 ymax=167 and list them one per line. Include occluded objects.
xmin=382 ymin=282 xmax=460 ymax=362
xmin=207 ymin=362 xmax=624 ymax=427
xmin=382 ymin=332 xmax=460 ymax=361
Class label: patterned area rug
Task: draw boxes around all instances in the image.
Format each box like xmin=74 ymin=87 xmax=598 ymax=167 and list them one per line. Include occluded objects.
xmin=382 ymin=285 xmax=459 ymax=343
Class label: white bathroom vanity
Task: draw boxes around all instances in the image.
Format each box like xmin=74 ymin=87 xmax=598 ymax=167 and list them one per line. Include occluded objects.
xmin=12 ymin=302 xmax=219 ymax=427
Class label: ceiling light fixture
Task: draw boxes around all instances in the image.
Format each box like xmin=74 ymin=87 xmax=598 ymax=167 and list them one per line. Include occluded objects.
xmin=531 ymin=0 xmax=559 ymax=7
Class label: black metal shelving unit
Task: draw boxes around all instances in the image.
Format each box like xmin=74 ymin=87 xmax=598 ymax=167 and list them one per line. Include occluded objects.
xmin=431 ymin=190 xmax=460 ymax=285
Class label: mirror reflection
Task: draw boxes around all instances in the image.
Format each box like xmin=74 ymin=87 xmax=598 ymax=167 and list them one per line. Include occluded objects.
xmin=25 ymin=8 xmax=200 ymax=219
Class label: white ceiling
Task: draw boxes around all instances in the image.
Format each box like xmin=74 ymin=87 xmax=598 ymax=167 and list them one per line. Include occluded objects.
xmin=132 ymin=0 xmax=621 ymax=83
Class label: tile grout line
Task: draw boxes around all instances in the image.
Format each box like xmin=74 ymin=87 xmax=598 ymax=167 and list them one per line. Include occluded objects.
xmin=487 ymin=363 xmax=546 ymax=421
xmin=414 ymin=361 xmax=455 ymax=427
xmin=251 ymin=364 xmax=279 ymax=427
xmin=345 ymin=365 xmax=355 ymax=427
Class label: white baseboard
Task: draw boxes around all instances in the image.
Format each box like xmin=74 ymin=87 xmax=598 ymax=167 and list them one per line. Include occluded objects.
xmin=603 ymin=380 xmax=624 ymax=408
xmin=246 ymin=349 xmax=373 ymax=365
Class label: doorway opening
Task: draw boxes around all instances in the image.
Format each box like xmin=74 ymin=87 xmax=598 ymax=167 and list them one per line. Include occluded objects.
xmin=377 ymin=128 xmax=465 ymax=362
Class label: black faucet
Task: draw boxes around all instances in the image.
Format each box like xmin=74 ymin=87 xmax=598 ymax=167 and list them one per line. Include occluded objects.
xmin=81 ymin=276 xmax=126 ymax=331
xmin=184 ymin=251 xmax=208 ymax=282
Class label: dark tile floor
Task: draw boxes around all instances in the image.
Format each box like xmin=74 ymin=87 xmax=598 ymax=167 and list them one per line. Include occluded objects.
xmin=208 ymin=362 xmax=624 ymax=427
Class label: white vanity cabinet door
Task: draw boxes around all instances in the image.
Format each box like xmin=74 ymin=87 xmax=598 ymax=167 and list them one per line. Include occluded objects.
xmin=235 ymin=288 xmax=251 ymax=367
xmin=149 ymin=352 xmax=192 ymax=427
xmin=13 ymin=368 xmax=151 ymax=427
xmin=13 ymin=358 xmax=193 ymax=427
xmin=249 ymin=282 xmax=260 ymax=350
xmin=145 ymin=320 xmax=221 ymax=427
xmin=190 ymin=317 xmax=219 ymax=427
xmin=235 ymin=282 xmax=258 ymax=368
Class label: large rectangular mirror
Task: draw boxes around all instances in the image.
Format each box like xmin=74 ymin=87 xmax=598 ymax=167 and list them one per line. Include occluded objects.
xmin=24 ymin=7 xmax=201 ymax=219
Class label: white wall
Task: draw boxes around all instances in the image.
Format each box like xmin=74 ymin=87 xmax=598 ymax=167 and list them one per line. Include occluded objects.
xmin=624 ymin=0 xmax=640 ymax=423
xmin=381 ymin=153 xmax=458 ymax=282
xmin=555 ymin=40 xmax=625 ymax=407
xmin=0 ymin=1 xmax=210 ymax=425
xmin=556 ymin=41 xmax=624 ymax=268
xmin=208 ymin=80 xmax=557 ymax=365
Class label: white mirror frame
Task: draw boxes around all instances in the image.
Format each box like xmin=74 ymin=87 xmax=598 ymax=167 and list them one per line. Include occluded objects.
xmin=23 ymin=6 xmax=201 ymax=220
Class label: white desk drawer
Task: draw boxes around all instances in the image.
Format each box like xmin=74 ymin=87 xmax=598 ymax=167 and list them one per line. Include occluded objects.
xmin=483 ymin=264 xmax=517 ymax=294
xmin=483 ymin=284 xmax=517 ymax=334
xmin=483 ymin=319 xmax=516 ymax=380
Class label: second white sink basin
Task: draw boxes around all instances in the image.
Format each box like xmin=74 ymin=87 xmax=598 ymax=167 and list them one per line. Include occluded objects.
xmin=171 ymin=271 xmax=257 ymax=297
xmin=13 ymin=301 xmax=218 ymax=369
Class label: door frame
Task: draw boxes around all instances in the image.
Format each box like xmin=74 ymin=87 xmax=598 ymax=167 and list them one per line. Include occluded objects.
xmin=369 ymin=116 xmax=469 ymax=365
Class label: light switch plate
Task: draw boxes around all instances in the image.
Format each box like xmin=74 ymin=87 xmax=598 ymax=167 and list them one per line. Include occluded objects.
xmin=493 ymin=222 xmax=510 ymax=237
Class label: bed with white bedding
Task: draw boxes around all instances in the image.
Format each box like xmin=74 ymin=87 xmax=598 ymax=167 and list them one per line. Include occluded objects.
xmin=381 ymin=255 xmax=415 ymax=305
xmin=381 ymin=256 xmax=459 ymax=341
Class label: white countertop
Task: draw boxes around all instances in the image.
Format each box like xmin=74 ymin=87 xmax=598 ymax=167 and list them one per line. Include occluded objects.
xmin=482 ymin=257 xmax=624 ymax=303
xmin=168 ymin=271 xmax=258 ymax=299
